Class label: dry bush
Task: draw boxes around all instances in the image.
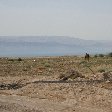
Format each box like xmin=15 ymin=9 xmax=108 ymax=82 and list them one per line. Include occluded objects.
xmin=59 ymin=69 xmax=84 ymax=81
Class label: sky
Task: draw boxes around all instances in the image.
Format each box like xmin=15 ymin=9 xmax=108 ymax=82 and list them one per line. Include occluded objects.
xmin=0 ymin=0 xmax=112 ymax=40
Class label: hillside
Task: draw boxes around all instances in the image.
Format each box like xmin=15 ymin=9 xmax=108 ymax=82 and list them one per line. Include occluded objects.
xmin=0 ymin=36 xmax=112 ymax=56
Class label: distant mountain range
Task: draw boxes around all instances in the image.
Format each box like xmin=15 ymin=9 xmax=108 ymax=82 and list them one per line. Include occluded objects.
xmin=0 ymin=36 xmax=112 ymax=57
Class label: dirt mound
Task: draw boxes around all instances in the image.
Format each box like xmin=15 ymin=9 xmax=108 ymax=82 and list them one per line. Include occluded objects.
xmin=59 ymin=69 xmax=85 ymax=81
xmin=103 ymin=72 xmax=112 ymax=80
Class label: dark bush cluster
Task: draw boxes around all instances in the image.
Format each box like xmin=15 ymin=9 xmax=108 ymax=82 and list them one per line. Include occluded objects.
xmin=107 ymin=52 xmax=112 ymax=57
xmin=94 ymin=52 xmax=112 ymax=58
xmin=99 ymin=54 xmax=105 ymax=57
xmin=17 ymin=58 xmax=22 ymax=61
xmin=8 ymin=58 xmax=23 ymax=62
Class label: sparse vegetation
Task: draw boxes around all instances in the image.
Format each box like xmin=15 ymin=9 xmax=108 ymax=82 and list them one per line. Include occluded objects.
xmin=0 ymin=56 xmax=112 ymax=112
xmin=0 ymin=56 xmax=112 ymax=77
xmin=8 ymin=59 xmax=14 ymax=61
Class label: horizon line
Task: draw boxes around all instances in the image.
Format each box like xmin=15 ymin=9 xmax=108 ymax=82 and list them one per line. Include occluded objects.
xmin=0 ymin=35 xmax=112 ymax=41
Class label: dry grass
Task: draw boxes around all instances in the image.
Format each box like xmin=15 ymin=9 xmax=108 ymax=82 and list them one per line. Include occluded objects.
xmin=0 ymin=56 xmax=112 ymax=78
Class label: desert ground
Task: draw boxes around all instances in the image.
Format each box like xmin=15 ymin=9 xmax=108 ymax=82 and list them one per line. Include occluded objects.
xmin=0 ymin=56 xmax=112 ymax=112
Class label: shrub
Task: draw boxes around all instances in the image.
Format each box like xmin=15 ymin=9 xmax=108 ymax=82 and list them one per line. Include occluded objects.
xmin=107 ymin=52 xmax=112 ymax=57
xmin=17 ymin=58 xmax=22 ymax=61
xmin=22 ymin=68 xmax=27 ymax=71
xmin=98 ymin=69 xmax=105 ymax=73
xmin=8 ymin=59 xmax=14 ymax=61
xmin=99 ymin=54 xmax=104 ymax=57
xmin=94 ymin=54 xmax=98 ymax=58
xmin=44 ymin=63 xmax=51 ymax=67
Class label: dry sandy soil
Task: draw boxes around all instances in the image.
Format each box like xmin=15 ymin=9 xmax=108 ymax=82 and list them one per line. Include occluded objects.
xmin=0 ymin=56 xmax=112 ymax=112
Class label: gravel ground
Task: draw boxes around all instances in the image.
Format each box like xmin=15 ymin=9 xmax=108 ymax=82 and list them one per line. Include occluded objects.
xmin=0 ymin=57 xmax=112 ymax=112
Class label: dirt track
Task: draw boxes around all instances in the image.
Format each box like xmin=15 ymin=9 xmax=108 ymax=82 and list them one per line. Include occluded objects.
xmin=0 ymin=76 xmax=112 ymax=112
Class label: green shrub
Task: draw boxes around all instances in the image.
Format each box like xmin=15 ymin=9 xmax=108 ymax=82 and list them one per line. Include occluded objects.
xmin=94 ymin=54 xmax=98 ymax=58
xmin=44 ymin=63 xmax=51 ymax=67
xmin=107 ymin=52 xmax=112 ymax=57
xmin=99 ymin=54 xmax=104 ymax=57
xmin=8 ymin=59 xmax=14 ymax=61
xmin=17 ymin=58 xmax=22 ymax=61
xmin=98 ymin=69 xmax=105 ymax=73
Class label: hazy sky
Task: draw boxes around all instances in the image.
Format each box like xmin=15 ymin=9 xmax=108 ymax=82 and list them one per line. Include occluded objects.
xmin=0 ymin=0 xmax=112 ymax=40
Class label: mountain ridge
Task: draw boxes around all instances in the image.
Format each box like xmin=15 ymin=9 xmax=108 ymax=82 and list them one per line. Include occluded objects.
xmin=0 ymin=36 xmax=112 ymax=56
